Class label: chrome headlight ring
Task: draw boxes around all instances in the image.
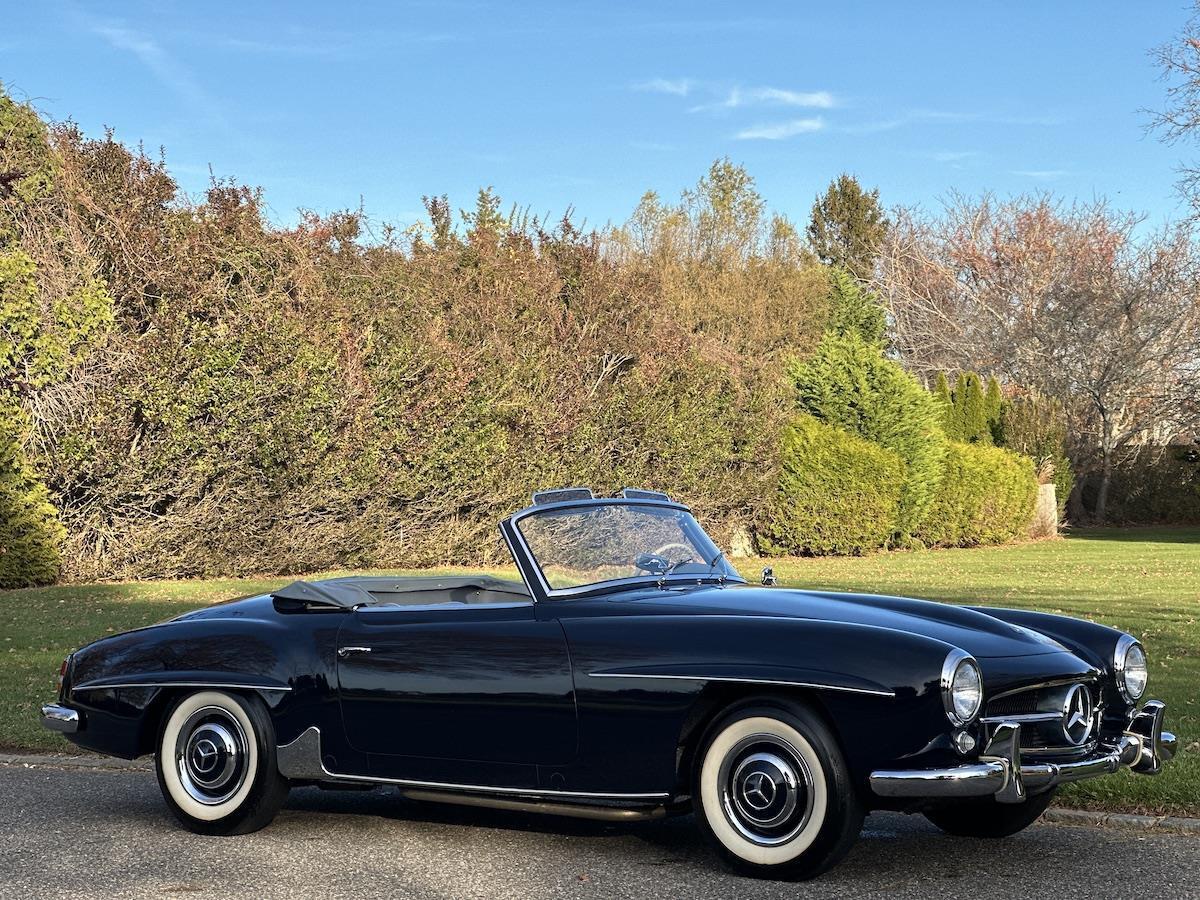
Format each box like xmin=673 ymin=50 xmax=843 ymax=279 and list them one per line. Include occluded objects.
xmin=1114 ymin=634 xmax=1148 ymax=704
xmin=941 ymin=649 xmax=983 ymax=726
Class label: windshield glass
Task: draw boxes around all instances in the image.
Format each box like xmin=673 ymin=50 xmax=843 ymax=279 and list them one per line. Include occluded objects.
xmin=515 ymin=502 xmax=741 ymax=592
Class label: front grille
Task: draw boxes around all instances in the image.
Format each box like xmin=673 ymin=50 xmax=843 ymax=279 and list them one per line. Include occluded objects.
xmin=985 ymin=692 xmax=1041 ymax=718
xmin=984 ymin=680 xmax=1103 ymax=755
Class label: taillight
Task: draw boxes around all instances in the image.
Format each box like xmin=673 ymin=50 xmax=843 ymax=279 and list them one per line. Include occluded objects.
xmin=57 ymin=655 xmax=70 ymax=690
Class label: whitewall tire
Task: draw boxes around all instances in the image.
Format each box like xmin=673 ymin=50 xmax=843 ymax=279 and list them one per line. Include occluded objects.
xmin=155 ymin=690 xmax=289 ymax=835
xmin=693 ymin=702 xmax=863 ymax=880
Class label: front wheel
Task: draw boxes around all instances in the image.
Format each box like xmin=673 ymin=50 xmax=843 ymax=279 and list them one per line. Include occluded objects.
xmin=155 ymin=690 xmax=290 ymax=835
xmin=924 ymin=789 xmax=1057 ymax=838
xmin=692 ymin=701 xmax=863 ymax=880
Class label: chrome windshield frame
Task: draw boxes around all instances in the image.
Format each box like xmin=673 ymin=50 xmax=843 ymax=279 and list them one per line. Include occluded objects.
xmin=500 ymin=497 xmax=744 ymax=602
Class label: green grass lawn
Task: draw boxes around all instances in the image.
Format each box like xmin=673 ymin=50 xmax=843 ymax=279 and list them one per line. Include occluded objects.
xmin=2 ymin=528 xmax=1196 ymax=815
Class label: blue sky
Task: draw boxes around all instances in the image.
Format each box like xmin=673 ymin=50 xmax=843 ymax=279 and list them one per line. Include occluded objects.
xmin=2 ymin=2 xmax=1193 ymax=232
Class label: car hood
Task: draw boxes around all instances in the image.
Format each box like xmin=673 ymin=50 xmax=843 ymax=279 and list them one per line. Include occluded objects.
xmin=634 ymin=584 xmax=1068 ymax=659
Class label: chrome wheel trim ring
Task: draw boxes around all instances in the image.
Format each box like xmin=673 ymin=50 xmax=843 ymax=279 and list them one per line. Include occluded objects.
xmin=175 ymin=706 xmax=250 ymax=806
xmin=718 ymin=733 xmax=815 ymax=847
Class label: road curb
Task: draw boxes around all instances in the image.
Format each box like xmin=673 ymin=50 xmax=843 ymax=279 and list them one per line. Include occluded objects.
xmin=0 ymin=752 xmax=151 ymax=771
xmin=1045 ymin=807 xmax=1200 ymax=834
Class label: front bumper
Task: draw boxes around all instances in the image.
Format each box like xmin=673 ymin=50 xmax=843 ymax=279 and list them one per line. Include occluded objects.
xmin=40 ymin=703 xmax=81 ymax=734
xmin=870 ymin=700 xmax=1177 ymax=804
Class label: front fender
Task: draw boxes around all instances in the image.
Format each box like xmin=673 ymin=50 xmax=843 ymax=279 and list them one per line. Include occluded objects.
xmin=564 ymin=613 xmax=961 ymax=790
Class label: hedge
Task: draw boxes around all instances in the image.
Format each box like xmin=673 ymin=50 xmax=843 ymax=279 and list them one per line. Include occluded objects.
xmin=787 ymin=331 xmax=946 ymax=540
xmin=1096 ymin=447 xmax=1200 ymax=524
xmin=917 ymin=441 xmax=1037 ymax=548
xmin=758 ymin=413 xmax=905 ymax=555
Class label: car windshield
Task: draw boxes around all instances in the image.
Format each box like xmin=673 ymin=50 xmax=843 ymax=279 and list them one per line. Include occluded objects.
xmin=515 ymin=502 xmax=741 ymax=593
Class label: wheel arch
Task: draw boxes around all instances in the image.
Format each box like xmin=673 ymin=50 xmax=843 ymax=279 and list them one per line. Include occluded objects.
xmin=675 ymin=684 xmax=843 ymax=792
xmin=136 ymin=685 xmax=280 ymax=757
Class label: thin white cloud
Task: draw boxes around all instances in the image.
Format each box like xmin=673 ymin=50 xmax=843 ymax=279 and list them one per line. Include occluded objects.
xmin=692 ymin=86 xmax=834 ymax=113
xmin=93 ymin=24 xmax=228 ymax=129
xmin=1011 ymin=169 xmax=1070 ymax=179
xmin=206 ymin=30 xmax=461 ymax=57
xmin=844 ymin=109 xmax=1064 ymax=135
xmin=634 ymin=78 xmax=694 ymax=97
xmin=931 ymin=150 xmax=979 ymax=163
xmin=734 ymin=117 xmax=825 ymax=140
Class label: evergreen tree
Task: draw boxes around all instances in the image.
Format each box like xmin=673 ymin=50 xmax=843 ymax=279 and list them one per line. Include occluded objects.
xmin=985 ymin=375 xmax=1003 ymax=442
xmin=806 ymin=174 xmax=888 ymax=280
xmin=956 ymin=373 xmax=990 ymax=443
xmin=933 ymin=372 xmax=955 ymax=435
xmin=825 ymin=267 xmax=887 ymax=346
xmin=0 ymin=249 xmax=112 ymax=586
xmin=951 ymin=372 xmax=969 ymax=440
xmin=0 ymin=417 xmax=66 ymax=587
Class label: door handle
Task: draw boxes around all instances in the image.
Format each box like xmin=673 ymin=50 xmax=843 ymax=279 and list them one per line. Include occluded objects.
xmin=337 ymin=646 xmax=373 ymax=658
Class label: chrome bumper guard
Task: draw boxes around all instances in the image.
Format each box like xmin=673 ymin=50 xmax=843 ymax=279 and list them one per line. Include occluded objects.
xmin=870 ymin=700 xmax=1176 ymax=804
xmin=40 ymin=703 xmax=81 ymax=734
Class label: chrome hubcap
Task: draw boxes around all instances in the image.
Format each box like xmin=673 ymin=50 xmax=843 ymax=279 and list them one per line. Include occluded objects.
xmin=175 ymin=707 xmax=249 ymax=805
xmin=719 ymin=734 xmax=815 ymax=846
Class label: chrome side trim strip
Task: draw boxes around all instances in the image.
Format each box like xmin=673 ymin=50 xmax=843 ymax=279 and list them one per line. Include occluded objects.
xmin=276 ymin=726 xmax=670 ymax=801
xmin=73 ymin=681 xmax=292 ymax=693
xmin=398 ymin=790 xmax=670 ymax=822
xmin=585 ymin=672 xmax=895 ymax=698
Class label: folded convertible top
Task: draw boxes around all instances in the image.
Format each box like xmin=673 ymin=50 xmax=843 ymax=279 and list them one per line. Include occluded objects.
xmin=271 ymin=575 xmax=530 ymax=609
xmin=271 ymin=579 xmax=377 ymax=609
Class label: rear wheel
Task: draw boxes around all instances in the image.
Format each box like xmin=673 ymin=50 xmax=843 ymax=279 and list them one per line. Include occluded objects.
xmin=155 ymin=690 xmax=289 ymax=835
xmin=924 ymin=789 xmax=1057 ymax=838
xmin=692 ymin=701 xmax=863 ymax=880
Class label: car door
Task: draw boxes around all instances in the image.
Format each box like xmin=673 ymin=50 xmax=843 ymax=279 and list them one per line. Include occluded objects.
xmin=335 ymin=597 xmax=577 ymax=783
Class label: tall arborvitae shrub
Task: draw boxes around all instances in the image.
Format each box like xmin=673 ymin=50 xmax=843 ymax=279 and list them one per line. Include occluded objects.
xmin=0 ymin=247 xmax=111 ymax=585
xmin=825 ymin=267 xmax=887 ymax=346
xmin=933 ymin=372 xmax=954 ymax=435
xmin=955 ymin=372 xmax=991 ymax=444
xmin=997 ymin=391 xmax=1074 ymax=518
xmin=788 ymin=332 xmax=946 ymax=540
xmin=985 ymin=376 xmax=1003 ymax=441
xmin=0 ymin=421 xmax=66 ymax=587
xmin=759 ymin=413 xmax=904 ymax=555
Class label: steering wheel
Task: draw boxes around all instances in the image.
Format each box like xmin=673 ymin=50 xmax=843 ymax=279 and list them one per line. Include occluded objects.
xmin=633 ymin=552 xmax=670 ymax=574
xmin=653 ymin=542 xmax=697 ymax=574
xmin=653 ymin=542 xmax=693 ymax=558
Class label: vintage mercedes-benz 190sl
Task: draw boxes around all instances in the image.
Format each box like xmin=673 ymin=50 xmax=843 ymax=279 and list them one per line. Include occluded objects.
xmin=42 ymin=489 xmax=1176 ymax=879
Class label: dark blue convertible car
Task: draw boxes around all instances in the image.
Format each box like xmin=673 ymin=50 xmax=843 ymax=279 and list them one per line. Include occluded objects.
xmin=42 ymin=489 xmax=1176 ymax=879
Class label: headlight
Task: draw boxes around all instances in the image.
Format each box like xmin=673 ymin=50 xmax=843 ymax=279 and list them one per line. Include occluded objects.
xmin=941 ymin=650 xmax=983 ymax=725
xmin=1115 ymin=635 xmax=1148 ymax=703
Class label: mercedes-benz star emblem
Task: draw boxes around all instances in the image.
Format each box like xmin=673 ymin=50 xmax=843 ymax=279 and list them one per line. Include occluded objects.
xmin=192 ymin=739 xmax=219 ymax=773
xmin=1062 ymin=683 xmax=1095 ymax=746
xmin=742 ymin=771 xmax=776 ymax=810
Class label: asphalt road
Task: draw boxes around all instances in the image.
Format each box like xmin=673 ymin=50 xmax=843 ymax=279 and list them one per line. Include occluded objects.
xmin=3 ymin=763 xmax=1198 ymax=900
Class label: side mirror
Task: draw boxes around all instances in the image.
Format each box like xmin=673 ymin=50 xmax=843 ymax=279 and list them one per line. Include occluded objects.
xmin=761 ymin=566 xmax=776 ymax=586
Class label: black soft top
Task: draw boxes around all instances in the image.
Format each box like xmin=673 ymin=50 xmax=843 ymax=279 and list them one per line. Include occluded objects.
xmin=272 ymin=575 xmax=530 ymax=609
